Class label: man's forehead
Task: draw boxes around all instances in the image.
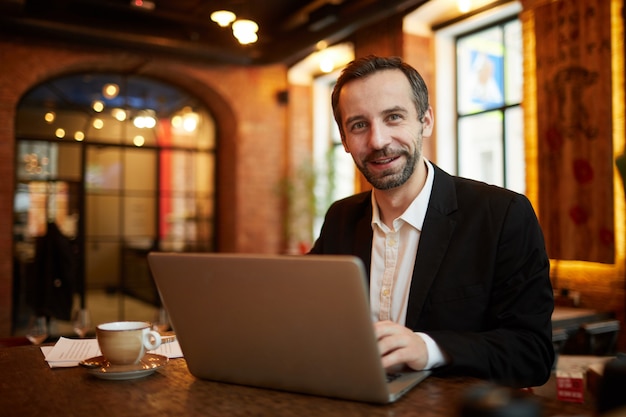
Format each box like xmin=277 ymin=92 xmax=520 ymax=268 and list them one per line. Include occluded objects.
xmin=339 ymin=70 xmax=413 ymax=113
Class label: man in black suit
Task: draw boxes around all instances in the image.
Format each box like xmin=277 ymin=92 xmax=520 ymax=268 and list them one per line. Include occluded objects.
xmin=309 ymin=55 xmax=554 ymax=388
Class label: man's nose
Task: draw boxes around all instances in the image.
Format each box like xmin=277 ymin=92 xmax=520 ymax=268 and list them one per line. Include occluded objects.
xmin=368 ymin=122 xmax=390 ymax=150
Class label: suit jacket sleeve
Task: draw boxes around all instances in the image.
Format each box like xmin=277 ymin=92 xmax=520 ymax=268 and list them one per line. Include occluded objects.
xmin=310 ymin=164 xmax=554 ymax=388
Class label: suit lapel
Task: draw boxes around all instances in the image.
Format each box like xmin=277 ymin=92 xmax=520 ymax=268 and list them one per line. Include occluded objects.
xmin=405 ymin=165 xmax=458 ymax=330
xmin=354 ymin=197 xmax=373 ymax=284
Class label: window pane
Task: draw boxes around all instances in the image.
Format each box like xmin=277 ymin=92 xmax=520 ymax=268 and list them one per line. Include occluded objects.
xmin=56 ymin=143 xmax=83 ymax=181
xmin=504 ymin=20 xmax=523 ymax=105
xmin=86 ymin=146 xmax=122 ymax=191
xmin=16 ymin=141 xmax=57 ymax=180
xmin=195 ymin=152 xmax=215 ymax=195
xmin=457 ymin=26 xmax=505 ymax=115
xmin=86 ymin=195 xmax=120 ymax=236
xmin=164 ymin=107 xmax=216 ymax=150
xmin=124 ymin=148 xmax=157 ymax=192
xmin=85 ymin=240 xmax=121 ymax=289
xmin=505 ymin=106 xmax=525 ymax=194
xmin=458 ymin=111 xmax=504 ymax=186
xmin=123 ymin=196 xmax=155 ymax=248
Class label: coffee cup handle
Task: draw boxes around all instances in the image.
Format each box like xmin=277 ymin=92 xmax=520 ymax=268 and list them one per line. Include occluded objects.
xmin=143 ymin=330 xmax=162 ymax=350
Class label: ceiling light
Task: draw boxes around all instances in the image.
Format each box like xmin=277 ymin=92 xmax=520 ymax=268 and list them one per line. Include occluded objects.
xmin=182 ymin=112 xmax=199 ymax=132
xmin=92 ymin=100 xmax=104 ymax=112
xmin=93 ymin=118 xmax=104 ymax=129
xmin=133 ymin=135 xmax=145 ymax=147
xmin=134 ymin=110 xmax=157 ymax=129
xmin=112 ymin=108 xmax=127 ymax=121
xmin=103 ymin=83 xmax=119 ymax=99
xmin=457 ymin=0 xmax=471 ymax=13
xmin=232 ymin=19 xmax=259 ymax=45
xmin=211 ymin=10 xmax=236 ymax=27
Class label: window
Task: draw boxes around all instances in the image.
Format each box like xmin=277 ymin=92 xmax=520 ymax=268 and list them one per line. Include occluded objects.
xmin=313 ymin=74 xmax=355 ymax=237
xmin=455 ymin=18 xmax=524 ymax=193
xmin=13 ymin=74 xmax=216 ymax=328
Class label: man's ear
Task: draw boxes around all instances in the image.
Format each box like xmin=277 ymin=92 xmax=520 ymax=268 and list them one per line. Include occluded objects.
xmin=421 ymin=106 xmax=434 ymax=137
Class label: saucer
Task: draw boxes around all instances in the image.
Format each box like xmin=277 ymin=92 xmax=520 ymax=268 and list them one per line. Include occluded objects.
xmin=80 ymin=353 xmax=168 ymax=380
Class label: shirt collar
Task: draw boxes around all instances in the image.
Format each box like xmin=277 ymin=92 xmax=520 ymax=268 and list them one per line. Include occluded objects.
xmin=371 ymin=158 xmax=435 ymax=232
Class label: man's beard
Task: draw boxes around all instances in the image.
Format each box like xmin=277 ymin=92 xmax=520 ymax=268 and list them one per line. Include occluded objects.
xmin=357 ymin=146 xmax=420 ymax=190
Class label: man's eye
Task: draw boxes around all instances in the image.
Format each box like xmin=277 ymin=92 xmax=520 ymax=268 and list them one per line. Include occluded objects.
xmin=387 ymin=113 xmax=402 ymax=121
xmin=351 ymin=121 xmax=367 ymax=131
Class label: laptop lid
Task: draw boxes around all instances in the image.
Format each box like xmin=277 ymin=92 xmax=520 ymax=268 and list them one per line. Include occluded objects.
xmin=147 ymin=252 xmax=429 ymax=404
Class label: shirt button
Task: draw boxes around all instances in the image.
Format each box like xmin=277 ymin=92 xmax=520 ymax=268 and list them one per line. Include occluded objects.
xmin=382 ymin=288 xmax=390 ymax=296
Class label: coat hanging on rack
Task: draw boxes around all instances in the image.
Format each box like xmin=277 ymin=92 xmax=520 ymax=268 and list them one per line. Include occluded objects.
xmin=25 ymin=221 xmax=78 ymax=321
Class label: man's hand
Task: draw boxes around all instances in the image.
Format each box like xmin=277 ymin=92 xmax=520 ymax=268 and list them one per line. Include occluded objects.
xmin=374 ymin=320 xmax=429 ymax=372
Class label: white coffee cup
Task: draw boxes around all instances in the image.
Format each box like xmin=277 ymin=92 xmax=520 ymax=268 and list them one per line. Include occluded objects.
xmin=96 ymin=321 xmax=162 ymax=365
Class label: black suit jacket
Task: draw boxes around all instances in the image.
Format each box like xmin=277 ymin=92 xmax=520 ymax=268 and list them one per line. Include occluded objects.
xmin=309 ymin=163 xmax=554 ymax=387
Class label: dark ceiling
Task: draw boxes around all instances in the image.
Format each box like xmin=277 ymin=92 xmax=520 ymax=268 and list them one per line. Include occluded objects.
xmin=0 ymin=0 xmax=428 ymax=66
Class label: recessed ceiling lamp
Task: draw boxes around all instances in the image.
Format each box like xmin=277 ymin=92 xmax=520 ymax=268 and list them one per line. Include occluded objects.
xmin=211 ymin=10 xmax=236 ymax=27
xmin=232 ymin=19 xmax=259 ymax=45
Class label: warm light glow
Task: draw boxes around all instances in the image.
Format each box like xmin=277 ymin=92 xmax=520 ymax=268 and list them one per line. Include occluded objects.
xmin=232 ymin=19 xmax=259 ymax=44
xmin=74 ymin=131 xmax=85 ymax=141
xmin=130 ymin=0 xmax=154 ymax=10
xmin=183 ymin=112 xmax=199 ymax=132
xmin=103 ymin=83 xmax=119 ymax=99
xmin=523 ymin=0 xmax=626 ymax=291
xmin=457 ymin=0 xmax=471 ymax=13
xmin=112 ymin=108 xmax=127 ymax=121
xmin=44 ymin=112 xmax=55 ymax=123
xmin=92 ymin=118 xmax=104 ymax=129
xmin=55 ymin=128 xmax=65 ymax=138
xmin=316 ymin=40 xmax=329 ymax=50
xmin=133 ymin=135 xmax=145 ymax=147
xmin=92 ymin=100 xmax=104 ymax=112
xmin=171 ymin=115 xmax=183 ymax=128
xmin=134 ymin=111 xmax=157 ymax=128
xmin=211 ymin=10 xmax=236 ymax=27
xmin=319 ymin=55 xmax=334 ymax=73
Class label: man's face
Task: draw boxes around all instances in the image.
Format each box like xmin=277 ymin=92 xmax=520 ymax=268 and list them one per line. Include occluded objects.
xmin=338 ymin=69 xmax=433 ymax=191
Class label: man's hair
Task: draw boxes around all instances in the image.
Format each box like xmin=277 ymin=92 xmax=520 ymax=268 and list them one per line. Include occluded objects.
xmin=331 ymin=55 xmax=430 ymax=138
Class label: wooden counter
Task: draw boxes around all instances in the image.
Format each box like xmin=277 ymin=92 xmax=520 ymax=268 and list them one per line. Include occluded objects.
xmin=0 ymin=345 xmax=594 ymax=417
xmin=552 ymin=307 xmax=613 ymax=332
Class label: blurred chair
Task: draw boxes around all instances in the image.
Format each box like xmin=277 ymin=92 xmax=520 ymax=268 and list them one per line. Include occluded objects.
xmin=581 ymin=319 xmax=621 ymax=356
xmin=552 ymin=327 xmax=570 ymax=369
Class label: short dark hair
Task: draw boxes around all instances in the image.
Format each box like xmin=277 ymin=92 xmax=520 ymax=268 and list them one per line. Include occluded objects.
xmin=331 ymin=55 xmax=430 ymax=138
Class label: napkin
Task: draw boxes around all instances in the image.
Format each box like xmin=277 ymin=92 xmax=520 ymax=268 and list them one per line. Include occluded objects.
xmin=42 ymin=336 xmax=183 ymax=368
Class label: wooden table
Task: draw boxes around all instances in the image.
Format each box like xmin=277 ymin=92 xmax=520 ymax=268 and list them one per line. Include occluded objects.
xmin=0 ymin=345 xmax=594 ymax=417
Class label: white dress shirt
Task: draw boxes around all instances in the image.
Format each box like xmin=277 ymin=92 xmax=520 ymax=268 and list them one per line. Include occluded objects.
xmin=370 ymin=158 xmax=446 ymax=370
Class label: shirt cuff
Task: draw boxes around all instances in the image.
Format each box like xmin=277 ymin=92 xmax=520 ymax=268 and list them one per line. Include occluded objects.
xmin=416 ymin=332 xmax=447 ymax=370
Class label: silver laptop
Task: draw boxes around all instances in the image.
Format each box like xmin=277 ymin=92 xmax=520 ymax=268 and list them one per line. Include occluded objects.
xmin=147 ymin=252 xmax=430 ymax=404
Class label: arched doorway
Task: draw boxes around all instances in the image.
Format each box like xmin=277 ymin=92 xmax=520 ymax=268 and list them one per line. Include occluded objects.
xmin=13 ymin=73 xmax=216 ymax=336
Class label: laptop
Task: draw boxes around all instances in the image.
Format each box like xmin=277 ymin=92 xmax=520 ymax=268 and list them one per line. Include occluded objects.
xmin=147 ymin=252 xmax=430 ymax=404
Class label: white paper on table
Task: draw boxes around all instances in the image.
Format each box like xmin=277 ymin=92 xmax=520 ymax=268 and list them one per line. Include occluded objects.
xmin=42 ymin=336 xmax=183 ymax=368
